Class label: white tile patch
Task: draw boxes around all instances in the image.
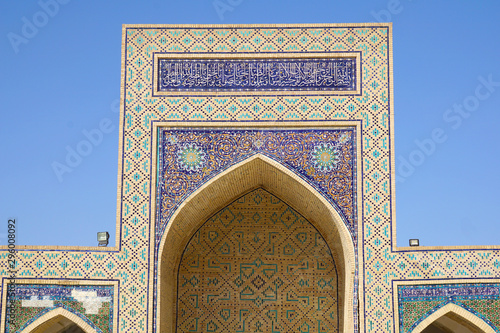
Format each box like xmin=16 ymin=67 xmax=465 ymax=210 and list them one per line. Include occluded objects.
xmin=22 ymin=296 xmax=54 ymax=308
xmin=71 ymin=290 xmax=112 ymax=314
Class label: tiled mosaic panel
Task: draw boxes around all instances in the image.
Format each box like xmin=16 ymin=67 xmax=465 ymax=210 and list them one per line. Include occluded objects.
xmin=177 ymin=188 xmax=339 ymax=333
xmin=5 ymin=284 xmax=113 ymax=333
xmin=398 ymin=283 xmax=500 ymax=332
xmin=0 ymin=25 xmax=498 ymax=333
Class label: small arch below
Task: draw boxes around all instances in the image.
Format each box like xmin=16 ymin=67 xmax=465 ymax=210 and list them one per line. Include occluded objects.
xmin=21 ymin=307 xmax=97 ymax=333
xmin=30 ymin=316 xmax=84 ymax=333
xmin=412 ymin=303 xmax=496 ymax=333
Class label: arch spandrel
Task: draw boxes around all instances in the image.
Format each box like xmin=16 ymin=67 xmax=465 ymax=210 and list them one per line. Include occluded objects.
xmin=156 ymin=154 xmax=356 ymax=333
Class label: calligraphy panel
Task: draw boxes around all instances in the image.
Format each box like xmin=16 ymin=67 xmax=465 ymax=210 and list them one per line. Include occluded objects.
xmin=157 ymin=58 xmax=356 ymax=92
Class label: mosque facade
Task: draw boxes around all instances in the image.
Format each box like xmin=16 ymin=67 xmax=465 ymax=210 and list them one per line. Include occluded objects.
xmin=1 ymin=23 xmax=500 ymax=333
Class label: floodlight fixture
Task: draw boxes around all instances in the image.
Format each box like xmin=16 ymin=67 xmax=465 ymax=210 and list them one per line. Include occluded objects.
xmin=98 ymin=232 xmax=109 ymax=247
xmin=409 ymin=239 xmax=419 ymax=247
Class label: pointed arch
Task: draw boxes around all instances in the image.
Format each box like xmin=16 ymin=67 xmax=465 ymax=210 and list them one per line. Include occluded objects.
xmin=21 ymin=307 xmax=99 ymax=333
xmin=157 ymin=154 xmax=356 ymax=333
xmin=411 ymin=303 xmax=496 ymax=333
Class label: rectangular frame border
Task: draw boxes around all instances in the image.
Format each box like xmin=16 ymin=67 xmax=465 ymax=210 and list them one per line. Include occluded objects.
xmin=148 ymin=120 xmax=364 ymax=333
xmin=392 ymin=278 xmax=500 ymax=333
xmin=152 ymin=52 xmax=361 ymax=97
xmin=0 ymin=278 xmax=119 ymax=333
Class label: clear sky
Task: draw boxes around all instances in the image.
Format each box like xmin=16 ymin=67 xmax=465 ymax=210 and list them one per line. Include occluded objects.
xmin=1 ymin=0 xmax=500 ymax=247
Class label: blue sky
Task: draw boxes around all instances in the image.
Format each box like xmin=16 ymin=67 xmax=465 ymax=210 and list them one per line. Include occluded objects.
xmin=1 ymin=0 xmax=500 ymax=247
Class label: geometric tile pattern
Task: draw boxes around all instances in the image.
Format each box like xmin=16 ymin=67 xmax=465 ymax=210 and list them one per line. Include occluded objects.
xmin=398 ymin=283 xmax=500 ymax=332
xmin=177 ymin=188 xmax=338 ymax=333
xmin=0 ymin=24 xmax=499 ymax=333
xmin=5 ymin=284 xmax=113 ymax=333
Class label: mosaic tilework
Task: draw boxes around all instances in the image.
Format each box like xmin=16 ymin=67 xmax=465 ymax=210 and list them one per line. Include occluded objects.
xmin=5 ymin=284 xmax=114 ymax=333
xmin=158 ymin=58 xmax=356 ymax=92
xmin=177 ymin=188 xmax=338 ymax=333
xmin=0 ymin=24 xmax=499 ymax=333
xmin=398 ymin=283 xmax=500 ymax=332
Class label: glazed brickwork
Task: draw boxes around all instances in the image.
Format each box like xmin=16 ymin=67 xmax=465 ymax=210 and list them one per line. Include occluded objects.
xmin=0 ymin=23 xmax=499 ymax=333
xmin=177 ymin=188 xmax=339 ymax=333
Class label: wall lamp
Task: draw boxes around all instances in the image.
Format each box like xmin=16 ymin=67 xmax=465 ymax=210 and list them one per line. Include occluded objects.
xmin=97 ymin=232 xmax=109 ymax=247
xmin=409 ymin=239 xmax=420 ymax=247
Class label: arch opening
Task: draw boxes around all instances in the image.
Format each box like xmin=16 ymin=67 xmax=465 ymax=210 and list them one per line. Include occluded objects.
xmin=412 ymin=303 xmax=496 ymax=333
xmin=176 ymin=188 xmax=339 ymax=332
xmin=157 ymin=154 xmax=356 ymax=333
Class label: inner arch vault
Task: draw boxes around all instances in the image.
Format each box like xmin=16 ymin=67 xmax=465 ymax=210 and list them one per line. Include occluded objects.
xmin=177 ymin=188 xmax=338 ymax=332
